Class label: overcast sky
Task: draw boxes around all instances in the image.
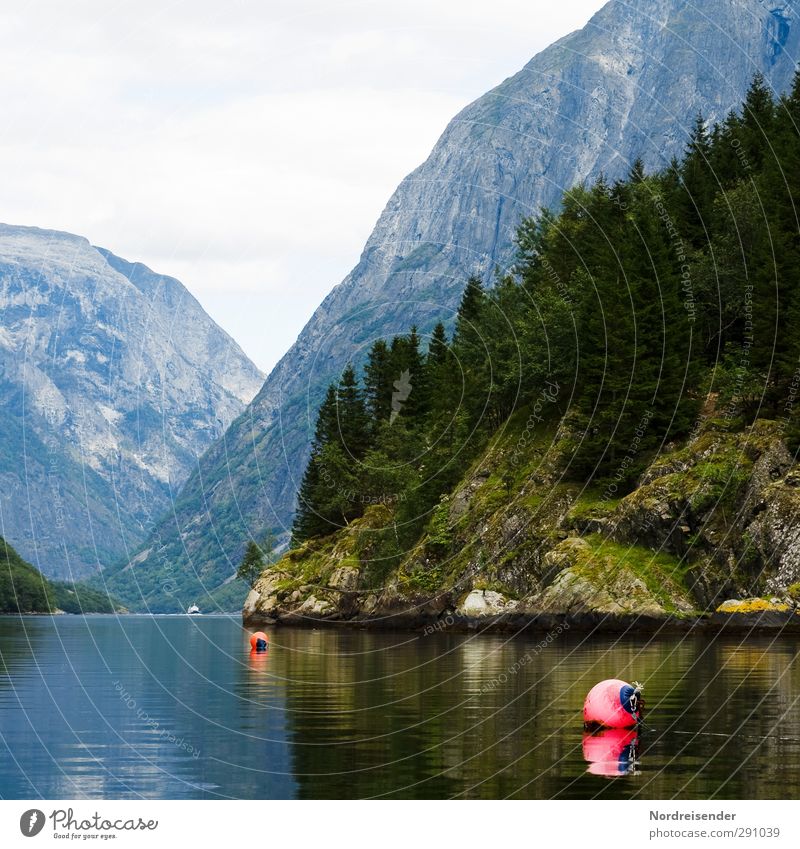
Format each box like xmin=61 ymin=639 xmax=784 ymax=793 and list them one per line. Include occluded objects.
xmin=0 ymin=0 xmax=604 ymax=373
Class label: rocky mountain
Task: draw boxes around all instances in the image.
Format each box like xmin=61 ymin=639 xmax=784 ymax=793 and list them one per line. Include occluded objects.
xmin=0 ymin=224 xmax=263 ymax=580
xmin=114 ymin=0 xmax=800 ymax=611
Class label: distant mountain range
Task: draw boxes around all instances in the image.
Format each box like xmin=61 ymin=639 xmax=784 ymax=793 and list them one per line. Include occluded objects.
xmin=0 ymin=224 xmax=263 ymax=581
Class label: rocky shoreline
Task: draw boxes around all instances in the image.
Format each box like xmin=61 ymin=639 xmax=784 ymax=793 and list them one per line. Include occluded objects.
xmin=243 ymin=418 xmax=800 ymax=639
xmin=243 ymin=598 xmax=800 ymax=636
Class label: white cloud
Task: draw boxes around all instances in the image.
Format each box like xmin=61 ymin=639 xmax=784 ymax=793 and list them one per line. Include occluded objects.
xmin=0 ymin=0 xmax=604 ymax=371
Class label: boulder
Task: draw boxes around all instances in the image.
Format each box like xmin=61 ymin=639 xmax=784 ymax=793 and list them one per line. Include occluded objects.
xmin=458 ymin=589 xmax=516 ymax=617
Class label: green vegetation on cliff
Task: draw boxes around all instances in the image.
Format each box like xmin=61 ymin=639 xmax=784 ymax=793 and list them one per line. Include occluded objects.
xmin=1 ymin=536 xmax=52 ymax=613
xmin=238 ymin=74 xmax=800 ymax=625
xmin=1 ymin=536 xmax=121 ymax=614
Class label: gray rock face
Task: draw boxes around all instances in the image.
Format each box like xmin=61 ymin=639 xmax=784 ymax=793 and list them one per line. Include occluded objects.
xmin=127 ymin=0 xmax=800 ymax=608
xmin=0 ymin=224 xmax=263 ymax=578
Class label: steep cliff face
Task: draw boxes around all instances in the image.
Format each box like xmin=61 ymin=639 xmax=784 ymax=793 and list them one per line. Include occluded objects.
xmin=125 ymin=0 xmax=800 ymax=610
xmin=0 ymin=224 xmax=263 ymax=579
xmin=242 ymin=409 xmax=800 ymax=632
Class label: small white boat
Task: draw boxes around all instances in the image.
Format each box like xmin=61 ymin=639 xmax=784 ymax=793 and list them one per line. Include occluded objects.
xmin=187 ymin=604 xmax=201 ymax=615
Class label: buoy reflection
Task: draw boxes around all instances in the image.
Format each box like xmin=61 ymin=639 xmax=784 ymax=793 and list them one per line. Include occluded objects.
xmin=248 ymin=648 xmax=270 ymax=671
xmin=583 ymin=727 xmax=640 ymax=776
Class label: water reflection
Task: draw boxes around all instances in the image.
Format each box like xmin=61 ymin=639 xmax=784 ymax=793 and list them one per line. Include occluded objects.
xmin=583 ymin=728 xmax=639 ymax=777
xmin=1 ymin=618 xmax=799 ymax=799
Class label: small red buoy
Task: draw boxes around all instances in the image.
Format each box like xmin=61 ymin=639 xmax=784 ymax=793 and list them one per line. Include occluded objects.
xmin=249 ymin=631 xmax=269 ymax=652
xmin=583 ymin=679 xmax=644 ymax=729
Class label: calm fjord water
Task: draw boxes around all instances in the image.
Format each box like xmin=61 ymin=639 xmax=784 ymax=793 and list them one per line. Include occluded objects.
xmin=1 ymin=615 xmax=798 ymax=799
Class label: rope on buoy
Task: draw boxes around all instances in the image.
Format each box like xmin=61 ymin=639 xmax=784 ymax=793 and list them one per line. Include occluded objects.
xmin=639 ymin=724 xmax=800 ymax=745
xmin=630 ymin=680 xmax=644 ymax=716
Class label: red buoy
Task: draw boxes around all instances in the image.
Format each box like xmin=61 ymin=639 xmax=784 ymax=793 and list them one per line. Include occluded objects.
xmin=583 ymin=679 xmax=643 ymax=729
xmin=249 ymin=631 xmax=269 ymax=652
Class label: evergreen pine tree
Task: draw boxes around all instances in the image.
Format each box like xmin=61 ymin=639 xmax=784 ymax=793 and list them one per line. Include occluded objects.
xmin=571 ymin=178 xmax=637 ymax=478
xmin=738 ymin=72 xmax=776 ymax=171
xmin=628 ymin=157 xmax=646 ymax=184
xmin=388 ymin=328 xmax=427 ymax=423
xmin=628 ymin=177 xmax=700 ymax=444
xmin=454 ymin=275 xmax=486 ymax=337
xmin=336 ymin=363 xmax=370 ymax=458
xmin=680 ymin=113 xmax=717 ymax=247
xmin=427 ymin=322 xmax=449 ymax=371
xmin=746 ymin=72 xmax=799 ymax=405
xmin=759 ymin=70 xmax=800 ymax=404
xmin=694 ymin=182 xmax=761 ymax=359
xmin=363 ymin=339 xmax=394 ymax=426
xmin=292 ymin=384 xmax=339 ymax=544
xmin=481 ymin=275 xmax=524 ymax=426
xmin=424 ymin=323 xmax=461 ymax=451
xmin=514 ymin=208 xmax=557 ymax=272
xmin=237 ymin=541 xmax=264 ymax=588
xmin=453 ymin=275 xmax=490 ymax=429
xmin=313 ymin=384 xmax=339 ymax=446
xmin=708 ymin=111 xmax=742 ymax=182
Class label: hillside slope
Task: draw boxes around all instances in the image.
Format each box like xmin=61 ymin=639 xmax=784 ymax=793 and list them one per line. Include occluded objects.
xmin=1 ymin=535 xmax=121 ymax=613
xmin=243 ymin=408 xmax=800 ymax=631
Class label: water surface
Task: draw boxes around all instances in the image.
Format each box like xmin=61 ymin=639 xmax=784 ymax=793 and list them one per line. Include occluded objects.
xmin=1 ymin=615 xmax=798 ymax=799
